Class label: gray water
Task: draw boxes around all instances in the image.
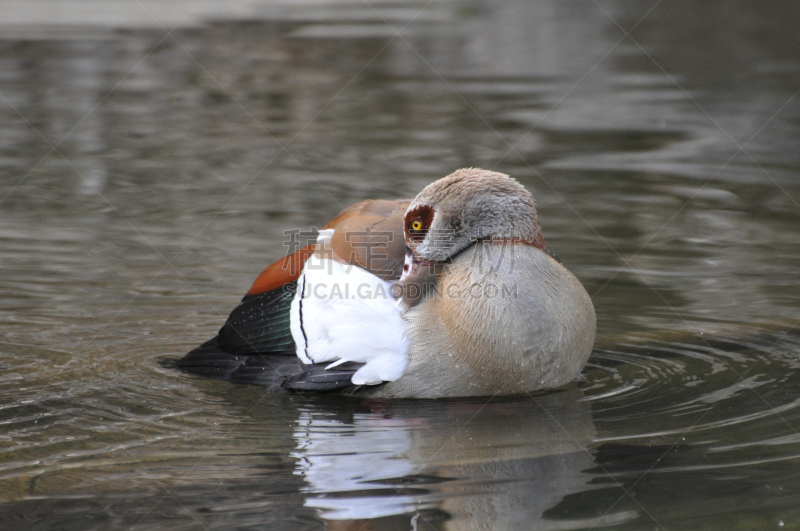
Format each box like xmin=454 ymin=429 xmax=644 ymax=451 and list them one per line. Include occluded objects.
xmin=1 ymin=1 xmax=800 ymax=529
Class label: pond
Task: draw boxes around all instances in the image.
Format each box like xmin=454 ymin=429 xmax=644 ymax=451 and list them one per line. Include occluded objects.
xmin=1 ymin=0 xmax=799 ymax=529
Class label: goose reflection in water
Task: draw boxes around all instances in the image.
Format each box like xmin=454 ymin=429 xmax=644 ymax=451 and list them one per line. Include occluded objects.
xmin=290 ymin=386 xmax=635 ymax=530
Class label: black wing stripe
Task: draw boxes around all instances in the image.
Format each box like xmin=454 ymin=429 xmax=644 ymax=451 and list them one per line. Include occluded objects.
xmin=298 ymin=274 xmax=309 ymax=360
xmin=281 ymin=361 xmax=364 ymax=392
xmin=215 ymin=281 xmax=297 ymax=355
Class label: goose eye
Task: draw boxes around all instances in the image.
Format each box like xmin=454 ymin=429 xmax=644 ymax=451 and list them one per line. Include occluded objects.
xmin=406 ymin=205 xmax=434 ymax=242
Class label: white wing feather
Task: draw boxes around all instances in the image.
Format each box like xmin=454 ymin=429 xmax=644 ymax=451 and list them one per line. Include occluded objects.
xmin=289 ymin=230 xmax=409 ymax=385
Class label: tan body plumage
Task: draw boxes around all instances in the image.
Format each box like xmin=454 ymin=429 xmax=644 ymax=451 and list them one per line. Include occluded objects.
xmin=367 ymin=243 xmax=595 ymax=398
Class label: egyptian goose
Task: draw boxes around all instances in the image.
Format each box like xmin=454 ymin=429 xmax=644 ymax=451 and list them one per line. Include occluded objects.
xmin=177 ymin=168 xmax=596 ymax=398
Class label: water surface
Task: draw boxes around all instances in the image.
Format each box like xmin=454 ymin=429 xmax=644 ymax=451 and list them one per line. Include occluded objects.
xmin=1 ymin=1 xmax=799 ymax=529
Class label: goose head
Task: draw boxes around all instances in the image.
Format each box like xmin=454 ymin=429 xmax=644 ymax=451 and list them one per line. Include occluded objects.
xmin=399 ymin=168 xmax=545 ymax=280
xmin=405 ymin=168 xmax=544 ymax=260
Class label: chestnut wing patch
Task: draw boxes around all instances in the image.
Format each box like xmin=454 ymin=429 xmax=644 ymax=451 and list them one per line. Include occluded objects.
xmin=246 ymin=246 xmax=315 ymax=297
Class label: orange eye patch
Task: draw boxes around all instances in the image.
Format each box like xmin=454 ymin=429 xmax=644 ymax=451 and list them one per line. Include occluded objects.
xmin=405 ymin=205 xmax=434 ymax=242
